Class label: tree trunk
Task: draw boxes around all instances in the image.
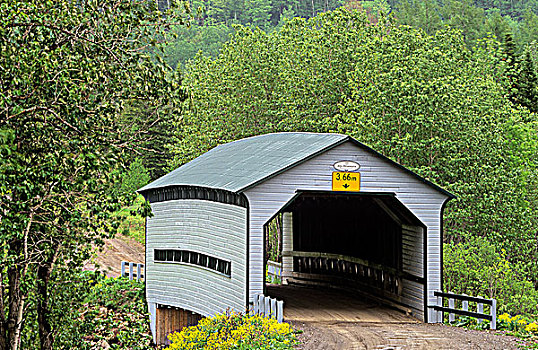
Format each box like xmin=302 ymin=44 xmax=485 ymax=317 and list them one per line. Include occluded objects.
xmin=37 ymin=264 xmax=53 ymax=350
xmin=37 ymin=245 xmax=60 ymax=350
xmin=0 ymin=272 xmax=8 ymax=350
xmin=7 ymin=267 xmax=25 ymax=350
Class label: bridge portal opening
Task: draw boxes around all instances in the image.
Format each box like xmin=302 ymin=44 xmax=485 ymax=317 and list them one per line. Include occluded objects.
xmin=264 ymin=191 xmax=427 ymax=320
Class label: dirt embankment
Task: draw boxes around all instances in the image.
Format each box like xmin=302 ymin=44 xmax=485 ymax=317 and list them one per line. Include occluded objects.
xmin=83 ymin=234 xmax=145 ymax=277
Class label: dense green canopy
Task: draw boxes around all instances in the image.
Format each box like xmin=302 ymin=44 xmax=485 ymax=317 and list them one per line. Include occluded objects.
xmin=0 ymin=1 xmax=186 ymax=348
xmin=176 ymin=8 xmax=538 ymax=313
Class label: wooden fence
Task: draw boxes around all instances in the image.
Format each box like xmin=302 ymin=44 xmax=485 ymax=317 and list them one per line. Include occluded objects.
xmin=121 ymin=261 xmax=145 ymax=281
xmin=252 ymin=294 xmax=284 ymax=323
xmin=431 ymin=291 xmax=497 ymax=329
xmin=288 ymin=251 xmax=406 ymax=297
xmin=267 ymin=260 xmax=282 ymax=281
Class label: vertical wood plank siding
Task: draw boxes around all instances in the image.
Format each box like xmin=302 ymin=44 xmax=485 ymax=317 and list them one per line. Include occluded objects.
xmin=243 ymin=141 xmax=448 ymax=322
xmin=146 ymin=199 xmax=247 ymax=319
xmin=402 ymin=225 xmax=424 ymax=278
xmin=281 ymin=212 xmax=293 ymax=279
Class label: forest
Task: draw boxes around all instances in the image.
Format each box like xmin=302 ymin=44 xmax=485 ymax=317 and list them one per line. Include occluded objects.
xmin=164 ymin=0 xmax=538 ymax=67
xmin=166 ymin=0 xmax=538 ymax=322
xmin=1 ymin=0 xmax=538 ymax=349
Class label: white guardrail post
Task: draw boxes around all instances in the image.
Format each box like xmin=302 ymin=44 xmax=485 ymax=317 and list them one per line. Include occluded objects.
xmin=448 ymin=293 xmax=455 ymax=323
xmin=136 ymin=263 xmax=142 ymax=282
xmin=277 ymin=300 xmax=284 ymax=323
xmin=477 ymin=299 xmax=484 ymax=325
xmin=432 ymin=291 xmax=496 ymax=330
xmin=120 ymin=261 xmax=144 ymax=281
xmin=491 ymin=299 xmax=497 ymax=330
xmin=121 ymin=261 xmax=127 ymax=277
xmin=129 ymin=262 xmax=134 ymax=281
xmin=253 ymin=294 xmax=284 ymax=323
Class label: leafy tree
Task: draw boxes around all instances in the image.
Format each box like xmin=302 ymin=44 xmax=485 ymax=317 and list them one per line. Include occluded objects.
xmin=176 ymin=7 xmax=538 ymax=303
xmin=245 ymin=0 xmax=273 ymax=28
xmin=0 ymin=1 xmax=187 ymax=349
xmin=516 ymin=48 xmax=538 ymax=111
xmin=504 ymin=32 xmax=538 ymax=112
xmin=394 ymin=0 xmax=443 ymax=35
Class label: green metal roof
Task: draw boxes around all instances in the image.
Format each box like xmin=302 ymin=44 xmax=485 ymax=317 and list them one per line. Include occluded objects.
xmin=138 ymin=132 xmax=348 ymax=194
xmin=138 ymin=132 xmax=455 ymax=199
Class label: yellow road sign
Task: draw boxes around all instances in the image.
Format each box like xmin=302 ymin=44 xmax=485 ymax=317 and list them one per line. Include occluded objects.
xmin=332 ymin=172 xmax=360 ymax=191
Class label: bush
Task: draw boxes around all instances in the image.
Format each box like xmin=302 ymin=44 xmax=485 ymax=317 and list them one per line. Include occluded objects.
xmin=444 ymin=236 xmax=538 ymax=315
xmin=60 ymin=273 xmax=155 ymax=350
xmin=165 ymin=312 xmax=297 ymax=350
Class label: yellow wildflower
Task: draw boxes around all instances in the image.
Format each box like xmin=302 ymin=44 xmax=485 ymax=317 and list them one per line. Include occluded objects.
xmin=526 ymin=322 xmax=538 ymax=334
xmin=498 ymin=313 xmax=511 ymax=322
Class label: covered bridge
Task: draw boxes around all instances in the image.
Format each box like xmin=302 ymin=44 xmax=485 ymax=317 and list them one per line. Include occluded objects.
xmin=138 ymin=132 xmax=454 ymax=344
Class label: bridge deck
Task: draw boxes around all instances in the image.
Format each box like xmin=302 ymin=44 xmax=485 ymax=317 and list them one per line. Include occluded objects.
xmin=266 ymin=284 xmax=419 ymax=324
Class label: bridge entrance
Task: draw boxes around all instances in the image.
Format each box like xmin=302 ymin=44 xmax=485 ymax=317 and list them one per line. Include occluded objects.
xmin=264 ymin=191 xmax=427 ymax=320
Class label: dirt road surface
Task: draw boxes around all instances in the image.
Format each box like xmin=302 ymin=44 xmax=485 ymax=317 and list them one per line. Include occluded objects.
xmin=268 ymin=285 xmax=524 ymax=350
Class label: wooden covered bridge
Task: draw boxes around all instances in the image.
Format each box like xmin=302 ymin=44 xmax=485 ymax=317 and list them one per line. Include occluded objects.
xmin=138 ymin=132 xmax=454 ymax=345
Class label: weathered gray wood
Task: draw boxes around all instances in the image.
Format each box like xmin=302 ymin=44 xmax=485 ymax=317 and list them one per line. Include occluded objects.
xmin=281 ymin=212 xmax=293 ymax=284
xmin=121 ymin=261 xmax=126 ymax=278
xmin=146 ymin=199 xmax=247 ymax=322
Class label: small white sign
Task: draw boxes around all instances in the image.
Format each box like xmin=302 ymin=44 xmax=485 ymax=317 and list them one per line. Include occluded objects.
xmin=333 ymin=160 xmax=360 ymax=172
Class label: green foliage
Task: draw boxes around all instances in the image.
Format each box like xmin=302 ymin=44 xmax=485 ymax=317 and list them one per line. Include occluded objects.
xmin=114 ymin=195 xmax=147 ymax=244
xmin=173 ymin=9 xmax=375 ymax=166
xmin=395 ymin=0 xmax=538 ymax=48
xmin=177 ymin=7 xmax=538 ymax=312
xmin=0 ymin=0 xmax=187 ymax=348
xmin=38 ymin=271 xmax=155 ymax=350
xmin=165 ymin=312 xmax=297 ymax=349
xmin=73 ymin=275 xmax=154 ymax=350
xmin=115 ymin=158 xmax=151 ymax=196
xmin=164 ymin=24 xmax=235 ymax=68
xmin=444 ymin=237 xmax=538 ymax=315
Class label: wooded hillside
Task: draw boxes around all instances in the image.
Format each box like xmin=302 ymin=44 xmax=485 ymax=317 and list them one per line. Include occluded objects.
xmin=164 ymin=0 xmax=538 ymax=67
xmin=172 ymin=6 xmax=538 ymax=315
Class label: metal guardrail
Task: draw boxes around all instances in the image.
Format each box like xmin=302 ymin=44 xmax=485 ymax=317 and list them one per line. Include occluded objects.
xmin=121 ymin=261 xmax=145 ymax=281
xmin=431 ymin=291 xmax=496 ymax=329
xmin=252 ymin=294 xmax=284 ymax=323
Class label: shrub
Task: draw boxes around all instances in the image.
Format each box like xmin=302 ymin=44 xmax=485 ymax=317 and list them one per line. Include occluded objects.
xmin=61 ymin=273 xmax=155 ymax=350
xmin=444 ymin=236 xmax=538 ymax=315
xmin=165 ymin=312 xmax=297 ymax=350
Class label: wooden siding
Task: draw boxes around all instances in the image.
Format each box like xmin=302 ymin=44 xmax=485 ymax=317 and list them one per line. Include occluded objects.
xmin=281 ymin=212 xmax=293 ymax=279
xmin=146 ymin=199 xmax=247 ymax=321
xmin=400 ymin=224 xmax=425 ymax=319
xmin=154 ymin=306 xmax=203 ymax=345
xmin=402 ymin=225 xmax=424 ymax=278
xmin=243 ymin=141 xmax=448 ymax=322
